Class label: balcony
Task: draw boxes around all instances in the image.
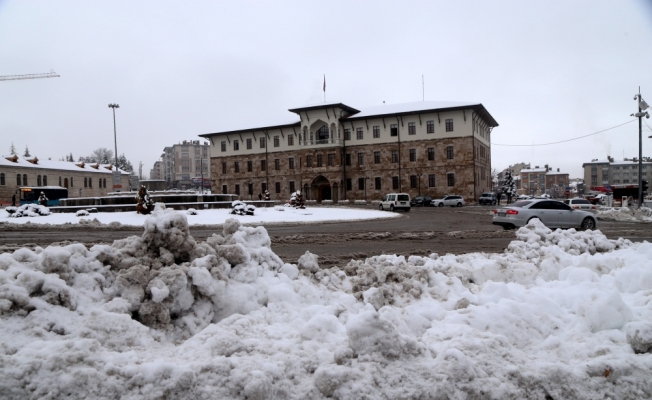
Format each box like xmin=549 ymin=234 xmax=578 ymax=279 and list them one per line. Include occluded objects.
xmin=301 ymin=138 xmax=343 ymax=147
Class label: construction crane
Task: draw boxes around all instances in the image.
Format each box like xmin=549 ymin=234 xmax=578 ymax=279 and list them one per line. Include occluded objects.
xmin=0 ymin=72 xmax=60 ymax=81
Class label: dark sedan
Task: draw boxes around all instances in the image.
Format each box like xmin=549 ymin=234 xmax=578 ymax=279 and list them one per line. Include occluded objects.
xmin=410 ymin=196 xmax=433 ymax=207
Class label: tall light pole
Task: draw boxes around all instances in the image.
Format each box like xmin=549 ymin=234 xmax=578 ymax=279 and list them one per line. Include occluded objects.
xmin=108 ymin=104 xmax=121 ymax=191
xmin=632 ymin=90 xmax=649 ymax=207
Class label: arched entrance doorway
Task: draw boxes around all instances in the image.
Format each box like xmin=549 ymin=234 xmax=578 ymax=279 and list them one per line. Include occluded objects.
xmin=310 ymin=175 xmax=331 ymax=202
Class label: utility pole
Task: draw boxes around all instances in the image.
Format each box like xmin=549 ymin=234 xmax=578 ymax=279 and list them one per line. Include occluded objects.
xmin=633 ymin=89 xmax=649 ymax=207
xmin=109 ymin=104 xmax=121 ymax=191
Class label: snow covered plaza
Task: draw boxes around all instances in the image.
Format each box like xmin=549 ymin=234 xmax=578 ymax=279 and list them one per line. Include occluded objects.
xmin=1 ymin=207 xmax=652 ymax=399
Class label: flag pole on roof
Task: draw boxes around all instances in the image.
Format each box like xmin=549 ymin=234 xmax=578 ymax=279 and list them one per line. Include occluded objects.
xmin=323 ymin=74 xmax=326 ymax=103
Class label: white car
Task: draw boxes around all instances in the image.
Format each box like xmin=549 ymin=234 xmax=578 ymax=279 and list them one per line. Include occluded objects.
xmin=563 ymin=198 xmax=598 ymax=213
xmin=431 ymin=195 xmax=465 ymax=207
xmin=379 ymin=193 xmax=411 ymax=212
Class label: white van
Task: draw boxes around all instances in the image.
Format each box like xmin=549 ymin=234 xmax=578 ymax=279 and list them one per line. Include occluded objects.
xmin=379 ymin=193 xmax=411 ymax=212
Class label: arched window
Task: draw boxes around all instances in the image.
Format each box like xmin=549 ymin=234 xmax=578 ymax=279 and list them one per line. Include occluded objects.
xmin=37 ymin=175 xmax=42 ymax=186
xmin=89 ymin=177 xmax=92 ymax=188
xmin=22 ymin=174 xmax=27 ymax=186
xmin=84 ymin=177 xmax=87 ymax=188
xmin=316 ymin=125 xmax=329 ymax=141
xmin=0 ymin=173 xmax=5 ymax=186
xmin=70 ymin=177 xmax=73 ymax=187
xmin=63 ymin=178 xmax=69 ymax=188
xmin=103 ymin=178 xmax=107 ymax=188
xmin=17 ymin=174 xmax=21 ymax=186
xmin=43 ymin=175 xmax=47 ymax=186
xmin=59 ymin=176 xmax=62 ymax=186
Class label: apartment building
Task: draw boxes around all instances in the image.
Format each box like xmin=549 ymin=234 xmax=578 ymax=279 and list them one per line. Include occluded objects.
xmin=159 ymin=140 xmax=210 ymax=189
xmin=199 ymin=100 xmax=498 ymax=202
xmin=582 ymin=158 xmax=652 ymax=188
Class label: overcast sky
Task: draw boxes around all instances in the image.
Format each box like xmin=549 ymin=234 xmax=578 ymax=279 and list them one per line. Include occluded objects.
xmin=2 ymin=0 xmax=652 ymax=179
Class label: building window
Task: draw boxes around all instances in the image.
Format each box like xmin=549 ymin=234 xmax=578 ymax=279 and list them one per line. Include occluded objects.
xmin=410 ymin=175 xmax=417 ymax=188
xmin=289 ymin=181 xmax=295 ymax=193
xmin=408 ymin=122 xmax=416 ymax=135
xmin=375 ymin=177 xmax=381 ymax=190
xmin=345 ymin=154 xmax=351 ymax=166
xmin=317 ymin=154 xmax=323 ymax=167
xmin=222 ymin=162 xmax=227 ymax=174
xmin=358 ymin=153 xmax=364 ymax=166
xmin=428 ymin=147 xmax=435 ymax=160
xmin=43 ymin=175 xmax=47 ymax=186
xmin=391 ymin=150 xmax=398 ymax=163
xmin=84 ymin=177 xmax=88 ymax=188
xmin=374 ymin=151 xmax=381 ymax=164
xmin=288 ymin=135 xmax=294 ymax=146
xmin=427 ymin=120 xmax=434 ymax=133
xmin=390 ymin=124 xmax=398 ymax=137
xmin=409 ymin=149 xmax=416 ymax=162
xmin=275 ymin=159 xmax=280 ymax=170
xmin=234 ymin=162 xmax=240 ymax=173
xmin=274 ymin=136 xmax=280 ymax=147
xmin=235 ymin=184 xmax=240 ymax=196
xmin=275 ymin=182 xmax=281 ymax=194
xmin=89 ymin=178 xmax=92 ymax=188
xmin=344 ymin=129 xmax=351 ymax=140
xmin=247 ymin=161 xmax=253 ymax=172
xmin=221 ymin=141 xmax=226 ymax=152
xmin=445 ymin=119 xmax=453 ymax=132
xmin=373 ymin=126 xmax=380 ymax=138
xmin=447 ymin=173 xmax=455 ymax=186
xmin=392 ymin=176 xmax=399 ymax=190
xmin=37 ymin=175 xmax=42 ymax=186
xmin=0 ymin=173 xmax=4 ymax=186
xmin=222 ymin=185 xmax=227 ymax=194
xmin=260 ymin=137 xmax=266 ymax=148
xmin=59 ymin=176 xmax=61 ymax=186
xmin=17 ymin=174 xmax=21 ymax=185
xmin=23 ymin=174 xmax=27 ymax=186
xmin=446 ymin=146 xmax=454 ymax=160
xmin=356 ymin=127 xmax=364 ymax=140
xmin=71 ymin=177 xmax=73 ymax=187
xmin=306 ymin=155 xmax=313 ymax=167
xmin=328 ymin=153 xmax=334 ymax=166
xmin=428 ymin=174 xmax=435 ymax=187
xmin=346 ymin=178 xmax=352 ymax=191
xmin=233 ymin=140 xmax=239 ymax=151
xmin=247 ymin=183 xmax=253 ymax=196
xmin=289 ymin=157 xmax=295 ymax=169
xmin=247 ymin=138 xmax=252 ymax=149
xmin=261 ymin=160 xmax=266 ymax=171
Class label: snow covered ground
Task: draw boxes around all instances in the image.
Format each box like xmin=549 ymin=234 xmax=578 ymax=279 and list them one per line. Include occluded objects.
xmin=1 ymin=204 xmax=400 ymax=226
xmin=1 ymin=208 xmax=652 ymax=399
xmin=597 ymin=206 xmax=652 ymax=223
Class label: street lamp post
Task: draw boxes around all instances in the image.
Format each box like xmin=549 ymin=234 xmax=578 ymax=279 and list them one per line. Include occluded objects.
xmin=108 ymin=104 xmax=120 ymax=192
xmin=633 ymin=90 xmax=649 ymax=207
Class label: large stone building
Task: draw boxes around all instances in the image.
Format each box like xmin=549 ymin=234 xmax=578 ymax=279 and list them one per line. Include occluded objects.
xmin=0 ymin=155 xmax=131 ymax=204
xmin=159 ymin=140 xmax=210 ymax=189
xmin=200 ymin=100 xmax=498 ymax=202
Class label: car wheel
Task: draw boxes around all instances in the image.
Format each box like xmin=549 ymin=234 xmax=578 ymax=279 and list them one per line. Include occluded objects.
xmin=390 ymin=205 xmax=394 ymax=212
xmin=438 ymin=203 xmax=444 ymax=207
xmin=456 ymin=202 xmax=463 ymax=207
xmin=581 ymin=217 xmax=596 ymax=230
xmin=379 ymin=204 xmax=384 ymax=211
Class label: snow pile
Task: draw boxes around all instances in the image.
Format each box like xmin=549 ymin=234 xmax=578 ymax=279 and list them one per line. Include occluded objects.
xmin=231 ymin=200 xmax=255 ymax=216
xmin=2 ymin=217 xmax=652 ymax=398
xmin=186 ymin=208 xmax=197 ymax=215
xmin=76 ymin=209 xmax=90 ymax=217
xmin=4 ymin=203 xmax=50 ymax=218
xmin=598 ymin=206 xmax=652 ymax=223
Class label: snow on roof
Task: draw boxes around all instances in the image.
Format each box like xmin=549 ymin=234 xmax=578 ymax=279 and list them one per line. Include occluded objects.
xmin=348 ymin=100 xmax=476 ymax=118
xmin=199 ymin=115 xmax=300 ymax=138
xmin=520 ymin=168 xmax=547 ymax=173
xmin=0 ymin=156 xmax=129 ymax=174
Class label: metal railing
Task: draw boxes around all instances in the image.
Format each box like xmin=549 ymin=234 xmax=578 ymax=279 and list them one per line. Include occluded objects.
xmin=300 ymin=138 xmax=343 ymax=146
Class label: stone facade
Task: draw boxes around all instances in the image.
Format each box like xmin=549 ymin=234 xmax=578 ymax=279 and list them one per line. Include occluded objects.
xmin=201 ymin=101 xmax=497 ymax=202
xmin=0 ymin=156 xmax=131 ymax=205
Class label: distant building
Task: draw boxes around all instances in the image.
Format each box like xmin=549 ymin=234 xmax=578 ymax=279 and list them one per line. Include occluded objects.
xmin=150 ymin=161 xmax=163 ymax=180
xmin=582 ymin=157 xmax=652 ymax=188
xmin=520 ymin=166 xmax=569 ymax=196
xmin=199 ymin=100 xmax=498 ymax=202
xmin=158 ymin=140 xmax=210 ymax=189
xmin=0 ymin=155 xmax=131 ymax=204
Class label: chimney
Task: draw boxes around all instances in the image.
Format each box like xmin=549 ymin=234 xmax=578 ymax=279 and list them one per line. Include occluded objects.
xmin=557 ymin=168 xmax=559 ymax=172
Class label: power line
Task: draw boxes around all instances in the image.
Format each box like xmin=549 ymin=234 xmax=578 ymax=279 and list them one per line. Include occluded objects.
xmin=491 ymin=119 xmax=636 ymax=147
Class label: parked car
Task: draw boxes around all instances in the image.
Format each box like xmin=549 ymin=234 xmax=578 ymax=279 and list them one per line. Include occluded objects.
xmin=587 ymin=193 xmax=608 ymax=205
xmin=563 ymin=198 xmax=597 ymax=213
xmin=479 ymin=192 xmax=497 ymax=205
xmin=492 ymin=199 xmax=598 ymax=230
xmin=380 ymin=193 xmax=411 ymax=212
xmin=431 ymin=195 xmax=465 ymax=207
xmin=410 ymin=196 xmax=433 ymax=207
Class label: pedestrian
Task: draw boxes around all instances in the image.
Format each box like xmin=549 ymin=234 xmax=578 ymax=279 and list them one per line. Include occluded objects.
xmin=258 ymin=193 xmax=262 ymax=201
xmin=11 ymin=193 xmax=16 ymax=206
xmin=38 ymin=191 xmax=48 ymax=206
